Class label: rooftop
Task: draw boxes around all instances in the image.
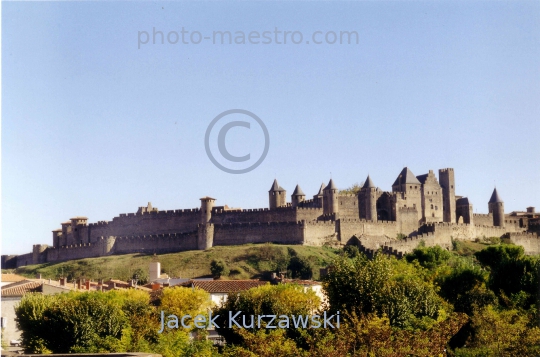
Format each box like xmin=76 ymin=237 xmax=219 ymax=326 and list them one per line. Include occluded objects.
xmin=269 ymin=179 xmax=285 ymax=192
xmin=392 ymin=167 xmax=421 ymax=187
xmin=363 ymin=175 xmax=376 ymax=189
xmin=181 ymin=279 xmax=268 ymax=293
xmin=1 ymin=280 xmax=42 ymax=297
xmin=489 ymin=188 xmax=503 ymax=203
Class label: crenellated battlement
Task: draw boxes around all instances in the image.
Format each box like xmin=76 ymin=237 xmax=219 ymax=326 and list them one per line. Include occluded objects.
xmin=304 ymin=220 xmax=335 ymax=226
xmin=339 ymin=218 xmax=397 ymax=225
xmin=89 ymin=221 xmax=111 ymax=227
xmin=213 ymin=221 xmax=302 ymax=228
xmin=106 ymin=208 xmax=202 ymax=224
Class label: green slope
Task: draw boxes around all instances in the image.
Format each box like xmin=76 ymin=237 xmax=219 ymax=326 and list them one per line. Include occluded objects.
xmin=8 ymin=244 xmax=340 ymax=282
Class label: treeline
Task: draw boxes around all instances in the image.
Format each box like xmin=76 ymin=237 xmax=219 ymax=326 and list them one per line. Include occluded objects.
xmin=14 ymin=243 xmax=540 ymax=356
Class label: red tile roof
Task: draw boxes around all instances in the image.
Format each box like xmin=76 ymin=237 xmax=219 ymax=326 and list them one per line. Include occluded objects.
xmin=181 ymin=280 xmax=268 ymax=293
xmin=1 ymin=280 xmax=42 ymax=297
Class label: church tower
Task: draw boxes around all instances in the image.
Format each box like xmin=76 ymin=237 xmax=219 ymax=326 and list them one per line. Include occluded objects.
xmin=488 ymin=188 xmax=505 ymax=227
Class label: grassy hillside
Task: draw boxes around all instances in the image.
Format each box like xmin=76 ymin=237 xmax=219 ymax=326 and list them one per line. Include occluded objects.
xmin=4 ymin=238 xmax=508 ymax=283
xmin=7 ymin=244 xmax=340 ymax=282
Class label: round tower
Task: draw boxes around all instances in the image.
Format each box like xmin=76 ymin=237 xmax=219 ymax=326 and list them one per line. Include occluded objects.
xmin=268 ymin=179 xmax=286 ymax=209
xmin=200 ymin=196 xmax=216 ymax=224
xmin=360 ymin=175 xmax=377 ymax=221
xmin=291 ymin=185 xmax=306 ymax=208
xmin=323 ymin=179 xmax=339 ymax=215
xmin=488 ymin=188 xmax=505 ymax=227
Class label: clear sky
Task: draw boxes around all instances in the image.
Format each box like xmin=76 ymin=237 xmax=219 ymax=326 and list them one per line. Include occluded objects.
xmin=2 ymin=1 xmax=539 ymax=254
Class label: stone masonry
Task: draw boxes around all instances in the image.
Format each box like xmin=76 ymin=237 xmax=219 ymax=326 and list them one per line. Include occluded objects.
xmin=2 ymin=167 xmax=539 ymax=268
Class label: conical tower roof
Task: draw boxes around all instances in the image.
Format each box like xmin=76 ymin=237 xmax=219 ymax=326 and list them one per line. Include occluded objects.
xmin=392 ymin=167 xmax=421 ymax=187
xmin=292 ymin=185 xmax=305 ymax=196
xmin=363 ymin=175 xmax=376 ymax=189
xmin=324 ymin=179 xmax=337 ymax=191
xmin=489 ymin=188 xmax=503 ymax=203
xmin=316 ymin=183 xmax=325 ymax=196
xmin=269 ymin=179 xmax=285 ymax=192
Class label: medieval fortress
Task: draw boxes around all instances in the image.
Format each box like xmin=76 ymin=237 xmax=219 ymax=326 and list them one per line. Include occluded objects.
xmin=2 ymin=167 xmax=540 ymax=268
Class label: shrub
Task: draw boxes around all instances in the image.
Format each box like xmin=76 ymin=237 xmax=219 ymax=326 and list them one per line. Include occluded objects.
xmin=287 ymin=256 xmax=313 ymax=279
xmin=210 ymin=259 xmax=229 ymax=279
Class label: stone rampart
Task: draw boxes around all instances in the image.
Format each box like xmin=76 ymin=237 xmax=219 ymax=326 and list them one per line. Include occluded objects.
xmin=86 ymin=209 xmax=200 ymax=243
xmin=473 ymin=213 xmax=492 ymax=226
xmin=337 ymin=195 xmax=359 ymax=219
xmin=338 ymin=219 xmax=398 ymax=247
xmin=382 ymin=231 xmax=452 ymax=255
xmin=114 ymin=232 xmax=197 ymax=254
xmin=213 ymin=221 xmax=304 ymax=246
xmin=506 ymin=232 xmax=540 ymax=255
xmin=303 ymin=220 xmax=337 ymax=246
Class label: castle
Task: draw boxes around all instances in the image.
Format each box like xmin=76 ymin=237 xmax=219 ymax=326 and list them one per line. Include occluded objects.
xmin=2 ymin=167 xmax=539 ymax=269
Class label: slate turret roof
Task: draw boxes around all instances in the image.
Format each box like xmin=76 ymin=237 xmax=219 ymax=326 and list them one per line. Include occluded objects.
xmin=392 ymin=167 xmax=421 ymax=187
xmin=489 ymin=188 xmax=503 ymax=203
xmin=292 ymin=185 xmax=305 ymax=196
xmin=269 ymin=179 xmax=285 ymax=192
xmin=363 ymin=175 xmax=376 ymax=189
xmin=324 ymin=179 xmax=337 ymax=191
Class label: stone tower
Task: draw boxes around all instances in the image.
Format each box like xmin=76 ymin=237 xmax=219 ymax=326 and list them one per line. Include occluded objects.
xmin=200 ymin=196 xmax=216 ymax=224
xmin=439 ymin=168 xmax=456 ymax=223
xmin=291 ymin=185 xmax=306 ymax=208
xmin=313 ymin=183 xmax=325 ymax=208
xmin=392 ymin=167 xmax=422 ymax=221
xmin=323 ymin=179 xmax=339 ymax=216
xmin=488 ymin=188 xmax=505 ymax=227
xmin=269 ymin=179 xmax=286 ymax=209
xmin=52 ymin=229 xmax=62 ymax=248
xmin=359 ymin=175 xmax=377 ymax=221
xmin=456 ymin=197 xmax=474 ymax=225
xmin=198 ymin=196 xmax=216 ymax=250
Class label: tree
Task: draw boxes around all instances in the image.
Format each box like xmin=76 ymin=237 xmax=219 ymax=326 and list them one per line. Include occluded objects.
xmin=475 ymin=244 xmax=540 ymax=307
xmin=458 ymin=305 xmax=540 ymax=356
xmin=343 ymin=245 xmax=360 ymax=259
xmin=339 ymin=182 xmax=364 ymax=195
xmin=213 ymin=283 xmax=320 ymax=345
xmin=323 ymin=253 xmax=447 ymax=328
xmin=405 ymin=245 xmax=452 ymax=270
xmin=16 ymin=292 xmax=128 ymax=353
xmin=438 ymin=265 xmax=497 ymax=315
xmin=15 ymin=289 xmax=216 ymax=356
xmin=287 ymin=256 xmax=313 ymax=279
xmin=131 ymin=268 xmax=149 ymax=285
xmin=160 ymin=286 xmax=213 ymax=320
xmin=210 ymin=259 xmax=229 ymax=279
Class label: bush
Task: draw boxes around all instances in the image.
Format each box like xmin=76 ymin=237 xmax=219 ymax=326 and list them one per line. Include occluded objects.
xmin=213 ymin=283 xmax=320 ymax=345
xmin=210 ymin=259 xmax=229 ymax=279
xmin=287 ymin=256 xmax=313 ymax=279
xmin=131 ymin=268 xmax=149 ymax=285
xmin=343 ymin=245 xmax=360 ymax=259
xmin=396 ymin=233 xmax=407 ymax=240
xmin=405 ymin=245 xmax=452 ymax=270
xmin=323 ymin=254 xmax=447 ymax=328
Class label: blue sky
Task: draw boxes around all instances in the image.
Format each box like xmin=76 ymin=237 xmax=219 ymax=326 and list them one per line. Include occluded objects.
xmin=2 ymin=1 xmax=539 ymax=254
